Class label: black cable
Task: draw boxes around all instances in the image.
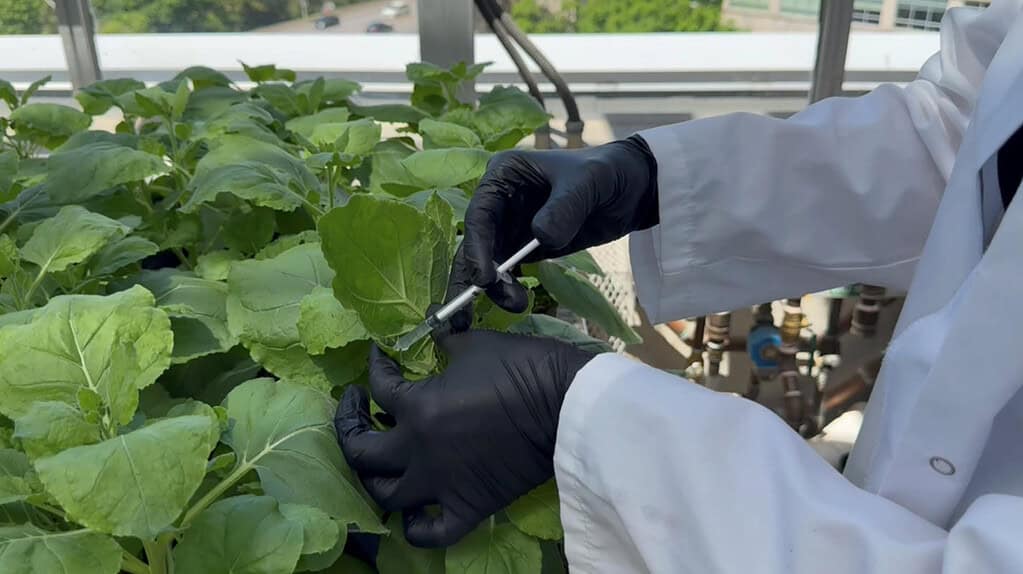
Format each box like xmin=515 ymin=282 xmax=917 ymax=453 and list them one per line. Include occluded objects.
xmin=478 ymin=0 xmax=585 ymax=147
xmin=473 ymin=0 xmax=545 ymax=110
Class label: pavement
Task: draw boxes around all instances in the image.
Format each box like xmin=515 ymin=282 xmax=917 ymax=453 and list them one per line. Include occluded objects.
xmin=252 ymin=0 xmax=419 ymax=34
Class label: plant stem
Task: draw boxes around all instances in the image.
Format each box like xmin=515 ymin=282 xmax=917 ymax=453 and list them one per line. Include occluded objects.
xmin=326 ymin=166 xmax=336 ymax=210
xmin=121 ymin=550 xmax=151 ymax=574
xmin=143 ymin=539 xmax=169 ymax=574
xmin=172 ymin=247 xmax=193 ymax=270
xmin=21 ymin=265 xmax=47 ymax=309
xmin=178 ymin=463 xmax=249 ymax=529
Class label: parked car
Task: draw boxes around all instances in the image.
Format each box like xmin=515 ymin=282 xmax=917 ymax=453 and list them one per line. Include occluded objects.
xmin=380 ymin=1 xmax=409 ymax=18
xmin=366 ymin=21 xmax=394 ymax=33
xmin=314 ymin=15 xmax=339 ymax=29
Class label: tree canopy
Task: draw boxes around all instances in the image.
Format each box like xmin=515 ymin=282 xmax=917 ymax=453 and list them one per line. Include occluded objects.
xmin=511 ymin=0 xmax=732 ymax=33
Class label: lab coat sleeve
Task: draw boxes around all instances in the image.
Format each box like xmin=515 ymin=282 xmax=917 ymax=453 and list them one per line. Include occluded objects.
xmin=554 ymin=354 xmax=1023 ymax=574
xmin=631 ymin=0 xmax=1020 ymax=321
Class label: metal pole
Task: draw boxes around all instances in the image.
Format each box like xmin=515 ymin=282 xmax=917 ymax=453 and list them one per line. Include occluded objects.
xmin=418 ymin=0 xmax=476 ymax=102
xmin=54 ymin=0 xmax=102 ymax=89
xmin=809 ymin=0 xmax=853 ymax=103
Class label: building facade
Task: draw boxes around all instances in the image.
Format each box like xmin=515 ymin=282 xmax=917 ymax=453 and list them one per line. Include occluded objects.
xmin=722 ymin=0 xmax=992 ymax=31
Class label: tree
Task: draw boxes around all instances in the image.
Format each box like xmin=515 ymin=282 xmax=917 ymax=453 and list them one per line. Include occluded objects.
xmin=511 ymin=0 xmax=732 ymax=33
xmin=0 ymin=0 xmax=57 ymax=34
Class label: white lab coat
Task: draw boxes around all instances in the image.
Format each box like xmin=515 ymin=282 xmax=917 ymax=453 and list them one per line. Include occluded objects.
xmin=553 ymin=1 xmax=1023 ymax=572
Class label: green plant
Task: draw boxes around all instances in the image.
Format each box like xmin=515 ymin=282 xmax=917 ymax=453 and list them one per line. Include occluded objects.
xmin=0 ymin=62 xmax=639 ymax=573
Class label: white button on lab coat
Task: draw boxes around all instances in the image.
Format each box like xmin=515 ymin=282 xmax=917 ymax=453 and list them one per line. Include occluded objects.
xmin=553 ymin=1 xmax=1023 ymax=571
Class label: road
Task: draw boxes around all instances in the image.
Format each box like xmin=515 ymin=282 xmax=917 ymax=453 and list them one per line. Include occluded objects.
xmin=253 ymin=0 xmax=419 ymax=34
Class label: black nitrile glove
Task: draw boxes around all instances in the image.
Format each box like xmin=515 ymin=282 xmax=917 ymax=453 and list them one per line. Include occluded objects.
xmin=457 ymin=135 xmax=658 ymax=316
xmin=335 ymin=332 xmax=595 ymax=548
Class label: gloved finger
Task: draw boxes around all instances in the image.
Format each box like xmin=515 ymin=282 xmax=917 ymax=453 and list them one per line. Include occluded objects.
xmin=442 ymin=247 xmax=473 ymax=333
xmin=369 ymin=345 xmax=410 ymax=416
xmin=336 ymin=386 xmax=409 ymax=475
xmin=362 ymin=475 xmax=433 ymax=512
xmin=403 ymin=507 xmax=476 ymax=548
xmin=462 ymin=181 xmax=507 ymax=287
xmin=531 ymin=176 xmax=600 ymax=250
xmin=484 ymin=279 xmax=529 ymax=314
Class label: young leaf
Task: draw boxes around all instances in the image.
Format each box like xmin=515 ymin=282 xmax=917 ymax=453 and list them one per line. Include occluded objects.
xmin=183 ymin=86 xmax=247 ymax=122
xmin=0 ymin=449 xmax=35 ymax=505
xmin=0 ymin=79 xmax=16 ymax=109
xmin=35 ymin=415 xmax=219 ymax=539
xmin=129 ymin=269 xmax=236 ymax=363
xmin=0 ymin=526 xmax=122 ymax=574
xmin=195 ymin=250 xmax=242 ymax=281
xmin=45 ymin=137 xmax=168 ymax=203
xmin=221 ymin=378 xmax=384 ymax=532
xmin=403 ymin=188 xmax=470 ymax=225
xmin=318 ymin=194 xmax=451 ymax=340
xmin=75 ymin=78 xmax=146 ymax=115
xmin=294 ymin=518 xmax=348 ymax=572
xmin=377 ymin=514 xmax=444 ymax=574
xmin=254 ymin=83 xmax=303 ymax=118
xmin=20 ymin=75 xmax=51 ymax=106
xmin=13 ymin=402 xmax=101 ymax=460
xmin=87 ymin=236 xmax=160 ymax=277
xmin=400 ymin=148 xmax=490 ymax=189
xmin=309 ymin=119 xmax=381 ymax=156
xmin=534 ymin=261 xmax=642 ymax=344
xmin=285 ymin=108 xmax=351 ymax=139
xmin=300 ymin=78 xmax=361 ymax=104
xmin=280 ymin=503 xmax=340 ymax=555
xmin=226 ymin=242 xmax=333 ymax=348
xmin=298 ymin=286 xmax=369 ymax=355
xmin=446 ymin=521 xmax=542 ymax=574
xmin=474 ymin=86 xmax=550 ymax=150
xmin=9 ymin=104 xmax=91 ymax=149
xmin=20 ymin=206 xmax=128 ymax=275
xmin=247 ymin=340 xmax=369 ymax=392
xmin=419 ymin=118 xmax=482 ymax=149
xmin=174 ymin=66 xmax=233 ymax=90
xmin=0 ymin=286 xmax=173 ymax=425
xmin=506 ymin=480 xmax=564 ymax=540
xmin=174 ymin=495 xmax=304 ymax=574
xmin=241 ymin=62 xmax=297 ymax=83
xmin=172 ymin=80 xmax=191 ymax=121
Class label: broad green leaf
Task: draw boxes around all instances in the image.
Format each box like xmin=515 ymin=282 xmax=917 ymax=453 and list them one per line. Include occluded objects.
xmin=446 ymin=521 xmax=542 ymax=574
xmin=184 ymin=135 xmax=320 ymax=213
xmin=419 ymin=118 xmax=482 ymax=149
xmin=125 ymin=86 xmax=178 ymax=118
xmin=0 ymin=234 xmax=17 ymax=278
xmin=46 ymin=139 xmax=168 ymax=204
xmin=19 ymin=206 xmax=128 ymax=274
xmin=319 ymin=194 xmax=450 ymax=340
xmin=75 ymin=78 xmax=146 ymax=115
xmin=535 ymin=261 xmax=642 ymax=344
xmin=555 ymin=251 xmax=604 ymax=276
xmin=475 ymin=290 xmax=534 ymax=331
xmin=183 ymin=86 xmax=247 ymax=122
xmin=158 ymin=347 xmax=260 ymax=406
xmin=174 ymin=495 xmax=303 ymax=574
xmin=35 ymin=415 xmax=218 ymax=539
xmin=0 ymin=449 xmax=34 ymax=505
xmin=348 ymin=102 xmax=427 ymax=124
xmin=366 ymin=138 xmax=418 ymax=194
xmin=295 ymin=518 xmax=348 ymax=572
xmin=0 ymin=79 xmax=16 ymax=108
xmin=0 ymin=286 xmax=173 ymax=424
xmin=403 ymin=189 xmax=470 ymax=224
xmin=507 ymin=314 xmax=614 ymax=354
xmin=377 ymin=514 xmax=444 ymax=574
xmin=309 ymin=119 xmax=381 ymax=156
xmin=506 ymin=480 xmax=563 ymax=540
xmin=299 ymin=78 xmax=360 ymax=103
xmin=248 ymin=340 xmax=369 ymax=392
xmin=171 ymin=81 xmax=190 ymax=120
xmin=400 ymin=148 xmax=490 ymax=189
xmin=298 ymin=286 xmax=369 ymax=355
xmin=242 ymin=63 xmax=297 ymax=83
xmin=0 ymin=526 xmax=122 ymax=574
xmin=223 ymin=206 xmax=276 ymax=255
xmin=221 ymin=378 xmax=384 ymax=532
xmin=253 ymin=83 xmax=304 ymax=118
xmin=424 ymin=191 xmax=456 ymax=248
xmin=226 ymin=242 xmax=333 ymax=348
xmin=281 ymin=503 xmax=340 ymax=555
xmin=130 ymin=269 xmax=236 ymax=363
xmin=9 ymin=104 xmax=91 ymax=149
xmin=474 ymin=86 xmax=550 ymax=150
xmin=196 ymin=250 xmax=242 ymax=281
xmin=0 ymin=151 xmax=18 ymax=198
xmin=13 ymin=402 xmax=100 ymax=459
xmin=87 ymin=236 xmax=159 ymax=277
xmin=286 ymin=108 xmax=351 ymax=138
xmin=174 ymin=66 xmax=233 ymax=90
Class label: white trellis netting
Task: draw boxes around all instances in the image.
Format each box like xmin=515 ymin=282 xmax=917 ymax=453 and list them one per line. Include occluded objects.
xmin=584 ymin=236 xmax=641 ymax=352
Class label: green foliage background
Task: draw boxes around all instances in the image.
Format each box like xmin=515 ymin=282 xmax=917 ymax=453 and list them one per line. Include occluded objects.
xmin=511 ymin=0 xmax=732 ymax=33
xmin=0 ymin=0 xmax=57 ymax=35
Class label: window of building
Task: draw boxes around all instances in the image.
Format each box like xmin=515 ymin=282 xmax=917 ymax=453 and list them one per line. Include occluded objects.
xmin=729 ymin=0 xmax=771 ymax=9
xmin=852 ymin=0 xmax=882 ymax=25
xmin=780 ymin=0 xmax=819 ymax=16
xmin=895 ymin=0 xmax=946 ymax=31
xmin=963 ymin=0 xmax=991 ymax=7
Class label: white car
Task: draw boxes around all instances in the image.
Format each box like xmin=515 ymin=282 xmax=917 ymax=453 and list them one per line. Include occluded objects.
xmin=380 ymin=1 xmax=410 ymax=18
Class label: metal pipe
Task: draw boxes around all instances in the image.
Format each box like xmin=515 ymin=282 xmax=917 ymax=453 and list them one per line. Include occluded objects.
xmin=851 ymin=285 xmax=886 ymax=337
xmin=778 ymin=298 xmax=805 ymax=430
xmin=809 ymin=0 xmax=853 ymax=104
xmin=55 ymin=0 xmax=102 ymax=89
xmin=705 ymin=313 xmax=731 ymax=380
xmin=822 ymin=355 xmax=884 ymax=422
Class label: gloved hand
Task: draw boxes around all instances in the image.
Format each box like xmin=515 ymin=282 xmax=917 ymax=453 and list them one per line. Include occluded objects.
xmin=456 ymin=135 xmax=659 ymax=317
xmin=334 ymin=331 xmax=595 ymax=548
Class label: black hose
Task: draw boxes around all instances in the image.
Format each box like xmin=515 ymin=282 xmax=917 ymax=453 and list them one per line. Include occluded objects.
xmin=473 ymin=0 xmax=545 ymax=110
xmin=477 ymin=0 xmax=585 ymax=147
